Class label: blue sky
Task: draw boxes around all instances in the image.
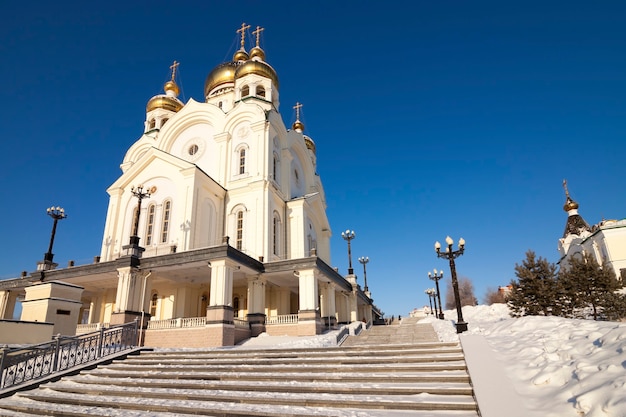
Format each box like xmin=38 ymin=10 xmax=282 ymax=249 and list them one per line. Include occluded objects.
xmin=2 ymin=1 xmax=625 ymax=317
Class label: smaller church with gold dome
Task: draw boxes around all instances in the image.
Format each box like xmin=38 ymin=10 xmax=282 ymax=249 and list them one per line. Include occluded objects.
xmin=0 ymin=24 xmax=379 ymax=348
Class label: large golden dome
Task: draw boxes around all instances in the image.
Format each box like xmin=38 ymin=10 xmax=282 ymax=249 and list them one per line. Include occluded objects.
xmin=235 ymin=59 xmax=279 ymax=89
xmin=204 ymin=61 xmax=240 ymax=98
xmin=304 ymin=135 xmax=316 ymax=154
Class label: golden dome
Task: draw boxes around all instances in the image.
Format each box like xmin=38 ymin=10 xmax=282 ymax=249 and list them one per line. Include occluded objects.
xmin=249 ymin=46 xmax=266 ymax=61
xmin=146 ymin=80 xmax=183 ymax=113
xmin=164 ymin=80 xmax=179 ymax=96
xmin=146 ymin=95 xmax=183 ymax=113
xmin=235 ymin=59 xmax=279 ymax=89
xmin=292 ymin=120 xmax=304 ymax=132
xmin=233 ymin=48 xmax=249 ymax=62
xmin=204 ymin=62 xmax=240 ymax=98
xmin=563 ymin=197 xmax=579 ymax=212
xmin=304 ymin=135 xmax=316 ymax=154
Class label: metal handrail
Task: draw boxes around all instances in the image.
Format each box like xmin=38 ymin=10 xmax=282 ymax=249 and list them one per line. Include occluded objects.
xmin=0 ymin=320 xmax=138 ymax=390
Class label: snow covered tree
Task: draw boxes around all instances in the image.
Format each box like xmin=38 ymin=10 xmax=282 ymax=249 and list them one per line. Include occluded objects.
xmin=508 ymin=250 xmax=560 ymax=317
xmin=558 ymin=253 xmax=626 ymax=320
xmin=445 ymin=277 xmax=478 ymax=309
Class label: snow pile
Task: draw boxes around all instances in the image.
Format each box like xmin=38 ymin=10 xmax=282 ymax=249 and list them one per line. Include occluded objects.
xmin=422 ymin=304 xmax=626 ymax=417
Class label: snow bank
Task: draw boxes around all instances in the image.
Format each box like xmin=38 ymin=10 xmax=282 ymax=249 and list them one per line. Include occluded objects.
xmin=422 ymin=304 xmax=626 ymax=417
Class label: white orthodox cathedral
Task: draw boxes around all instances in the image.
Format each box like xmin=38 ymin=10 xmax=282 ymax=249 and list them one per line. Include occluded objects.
xmin=0 ymin=25 xmax=380 ymax=347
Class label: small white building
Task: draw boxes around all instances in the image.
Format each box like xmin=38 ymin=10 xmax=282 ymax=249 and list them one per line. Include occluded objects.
xmin=557 ymin=181 xmax=626 ymax=280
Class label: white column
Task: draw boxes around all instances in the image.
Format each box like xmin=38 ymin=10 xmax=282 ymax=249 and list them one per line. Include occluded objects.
xmin=114 ymin=267 xmax=143 ymax=312
xmin=298 ymin=269 xmax=318 ymax=311
xmin=247 ymin=276 xmax=266 ymax=314
xmin=209 ymin=260 xmax=234 ymax=307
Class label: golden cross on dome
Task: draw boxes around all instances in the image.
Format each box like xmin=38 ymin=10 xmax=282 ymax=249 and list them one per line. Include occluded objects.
xmin=169 ymin=60 xmax=179 ymax=81
xmin=237 ymin=23 xmax=251 ymax=49
xmin=563 ymin=179 xmax=570 ymax=198
xmin=252 ymin=26 xmax=264 ymax=47
xmin=293 ymin=102 xmax=303 ymax=120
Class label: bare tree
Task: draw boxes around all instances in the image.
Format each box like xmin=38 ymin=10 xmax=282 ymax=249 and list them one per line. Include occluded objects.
xmin=484 ymin=287 xmax=506 ymax=305
xmin=445 ymin=277 xmax=478 ymax=309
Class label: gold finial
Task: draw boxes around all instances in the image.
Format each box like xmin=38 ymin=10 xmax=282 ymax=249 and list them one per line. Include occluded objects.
xmin=237 ymin=22 xmax=251 ymax=49
xmin=169 ymin=60 xmax=179 ymax=81
xmin=293 ymin=102 xmax=303 ymax=121
xmin=252 ymin=26 xmax=264 ymax=47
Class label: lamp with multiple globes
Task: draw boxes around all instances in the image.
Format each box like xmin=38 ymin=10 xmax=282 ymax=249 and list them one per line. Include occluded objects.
xmin=435 ymin=236 xmax=467 ymax=333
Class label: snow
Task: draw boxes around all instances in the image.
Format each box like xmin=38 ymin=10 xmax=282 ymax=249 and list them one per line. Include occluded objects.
xmin=421 ymin=304 xmax=626 ymax=417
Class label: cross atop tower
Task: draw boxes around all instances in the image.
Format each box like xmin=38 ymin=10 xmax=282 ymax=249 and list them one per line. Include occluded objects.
xmin=169 ymin=60 xmax=179 ymax=81
xmin=252 ymin=26 xmax=264 ymax=47
xmin=293 ymin=102 xmax=303 ymax=121
xmin=237 ymin=22 xmax=251 ymax=49
xmin=563 ymin=179 xmax=570 ymax=198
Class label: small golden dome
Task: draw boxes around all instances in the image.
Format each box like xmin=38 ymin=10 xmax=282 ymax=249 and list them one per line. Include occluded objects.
xmin=204 ymin=62 xmax=240 ymax=98
xmin=164 ymin=80 xmax=179 ymax=96
xmin=146 ymin=95 xmax=183 ymax=113
xmin=563 ymin=197 xmax=579 ymax=212
xmin=249 ymin=46 xmax=266 ymax=61
xmin=292 ymin=120 xmax=304 ymax=132
xmin=233 ymin=48 xmax=249 ymax=62
xmin=146 ymin=79 xmax=183 ymax=113
xmin=235 ymin=59 xmax=279 ymax=89
xmin=304 ymin=135 xmax=316 ymax=154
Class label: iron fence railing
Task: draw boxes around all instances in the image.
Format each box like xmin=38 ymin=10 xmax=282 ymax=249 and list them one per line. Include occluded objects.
xmin=0 ymin=320 xmax=138 ymax=391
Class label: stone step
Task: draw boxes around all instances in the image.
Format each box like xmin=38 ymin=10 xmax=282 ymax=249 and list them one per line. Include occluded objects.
xmin=64 ymin=373 xmax=475 ymax=395
xmin=0 ymin=395 xmax=480 ymax=417
xmin=98 ymin=361 xmax=469 ymax=373
xmin=112 ymin=352 xmax=465 ymax=366
xmin=85 ymin=367 xmax=471 ymax=383
xmin=11 ymin=387 xmax=478 ymax=412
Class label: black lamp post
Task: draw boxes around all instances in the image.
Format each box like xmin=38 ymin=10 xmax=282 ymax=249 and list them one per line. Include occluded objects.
xmin=123 ymin=185 xmax=152 ymax=258
xmin=425 ymin=288 xmax=435 ymax=315
xmin=435 ymin=236 xmax=468 ymax=333
xmin=341 ymin=229 xmax=356 ymax=275
xmin=358 ymin=256 xmax=369 ymax=292
xmin=37 ymin=206 xmax=67 ymax=271
xmin=428 ymin=269 xmax=445 ymax=320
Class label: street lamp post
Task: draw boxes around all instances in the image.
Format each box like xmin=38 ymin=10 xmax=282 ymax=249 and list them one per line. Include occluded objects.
xmin=435 ymin=236 xmax=468 ymax=333
xmin=37 ymin=206 xmax=67 ymax=271
xmin=358 ymin=256 xmax=369 ymax=292
xmin=123 ymin=185 xmax=152 ymax=258
xmin=425 ymin=288 xmax=435 ymax=315
xmin=428 ymin=269 xmax=445 ymax=319
xmin=341 ymin=229 xmax=356 ymax=275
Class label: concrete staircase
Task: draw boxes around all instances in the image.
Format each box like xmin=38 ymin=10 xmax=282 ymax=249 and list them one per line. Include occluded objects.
xmin=0 ymin=322 xmax=479 ymax=416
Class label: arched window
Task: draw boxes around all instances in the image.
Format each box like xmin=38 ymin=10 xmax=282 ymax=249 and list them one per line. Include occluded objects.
xmin=218 ymin=101 xmax=223 ymax=109
xmin=239 ymin=149 xmax=246 ymax=175
xmin=272 ymin=152 xmax=278 ymax=181
xmin=256 ymin=86 xmax=265 ymax=98
xmin=273 ymin=213 xmax=281 ymax=256
xmin=149 ymin=119 xmax=156 ymax=129
xmin=161 ymin=200 xmax=171 ymax=243
xmin=161 ymin=118 xmax=168 ymax=127
xmin=145 ymin=204 xmax=155 ymax=245
xmin=236 ymin=211 xmax=244 ymax=250
xmin=150 ymin=293 xmax=158 ymax=317
xmin=241 ymin=85 xmax=250 ymax=97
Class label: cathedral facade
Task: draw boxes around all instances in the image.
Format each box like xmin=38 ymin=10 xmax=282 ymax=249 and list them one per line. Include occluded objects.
xmin=0 ymin=25 xmax=377 ymax=348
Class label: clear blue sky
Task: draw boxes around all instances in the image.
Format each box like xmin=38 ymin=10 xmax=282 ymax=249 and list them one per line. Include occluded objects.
xmin=2 ymin=1 xmax=625 ymax=317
